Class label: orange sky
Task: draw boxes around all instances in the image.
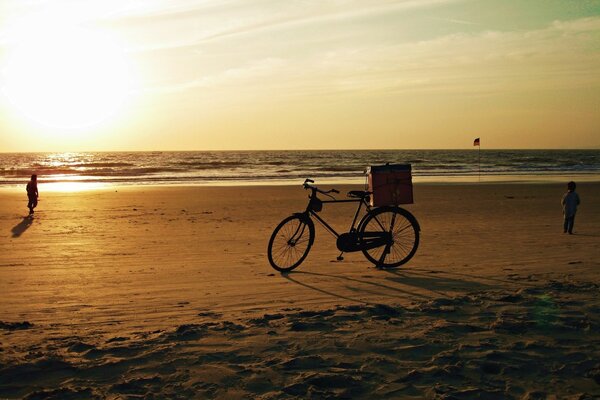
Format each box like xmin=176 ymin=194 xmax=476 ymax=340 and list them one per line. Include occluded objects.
xmin=1 ymin=0 xmax=599 ymax=151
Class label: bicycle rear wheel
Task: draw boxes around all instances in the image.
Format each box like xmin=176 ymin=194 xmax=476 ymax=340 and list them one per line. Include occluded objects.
xmin=267 ymin=214 xmax=315 ymax=272
xmin=359 ymin=206 xmax=419 ymax=268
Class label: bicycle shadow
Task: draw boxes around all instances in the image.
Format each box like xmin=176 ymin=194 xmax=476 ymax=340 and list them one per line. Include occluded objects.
xmin=283 ymin=272 xmax=376 ymax=305
xmin=283 ymin=268 xmax=493 ymax=304
xmin=383 ymin=269 xmax=495 ymax=296
xmin=388 ymin=267 xmax=539 ymax=288
xmin=11 ymin=216 xmax=34 ymax=238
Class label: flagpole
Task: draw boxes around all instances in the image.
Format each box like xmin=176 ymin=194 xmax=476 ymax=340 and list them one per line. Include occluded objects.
xmin=473 ymin=137 xmax=481 ymax=182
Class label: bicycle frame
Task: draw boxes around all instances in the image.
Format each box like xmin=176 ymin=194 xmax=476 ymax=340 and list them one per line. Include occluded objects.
xmin=303 ymin=192 xmax=371 ymax=239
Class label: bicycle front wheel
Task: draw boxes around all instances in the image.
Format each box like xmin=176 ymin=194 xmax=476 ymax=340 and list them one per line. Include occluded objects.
xmin=359 ymin=206 xmax=419 ymax=268
xmin=267 ymin=214 xmax=315 ymax=272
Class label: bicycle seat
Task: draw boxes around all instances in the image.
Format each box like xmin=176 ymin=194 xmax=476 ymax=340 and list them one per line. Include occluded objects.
xmin=347 ymin=190 xmax=370 ymax=199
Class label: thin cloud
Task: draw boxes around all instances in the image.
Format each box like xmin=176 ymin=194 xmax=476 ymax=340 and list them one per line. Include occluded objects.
xmin=140 ymin=15 xmax=600 ymax=100
xmin=429 ymin=16 xmax=480 ymax=26
xmin=119 ymin=0 xmax=468 ymax=53
xmin=144 ymin=57 xmax=286 ymax=94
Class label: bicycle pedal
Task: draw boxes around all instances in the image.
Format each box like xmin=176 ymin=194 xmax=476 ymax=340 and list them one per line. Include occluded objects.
xmin=336 ymin=256 xmax=344 ymax=261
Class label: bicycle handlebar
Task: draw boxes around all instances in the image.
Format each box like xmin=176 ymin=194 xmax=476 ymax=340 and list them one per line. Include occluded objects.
xmin=303 ymin=179 xmax=339 ymax=195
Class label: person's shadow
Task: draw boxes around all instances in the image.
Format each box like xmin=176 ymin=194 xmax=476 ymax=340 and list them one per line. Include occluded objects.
xmin=11 ymin=217 xmax=34 ymax=238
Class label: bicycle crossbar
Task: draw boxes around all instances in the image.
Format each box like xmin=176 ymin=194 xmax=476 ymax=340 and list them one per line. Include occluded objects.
xmin=320 ymin=199 xmax=361 ymax=204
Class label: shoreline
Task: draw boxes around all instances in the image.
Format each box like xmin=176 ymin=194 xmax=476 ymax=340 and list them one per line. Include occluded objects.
xmin=1 ymin=174 xmax=600 ymax=193
xmin=2 ymin=149 xmax=599 ymax=190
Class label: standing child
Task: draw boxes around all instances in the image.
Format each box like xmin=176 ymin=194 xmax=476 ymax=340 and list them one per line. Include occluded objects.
xmin=26 ymin=174 xmax=38 ymax=216
xmin=561 ymin=181 xmax=580 ymax=234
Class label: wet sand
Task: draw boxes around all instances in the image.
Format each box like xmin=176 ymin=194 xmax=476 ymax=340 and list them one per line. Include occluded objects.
xmin=1 ymin=183 xmax=599 ymax=399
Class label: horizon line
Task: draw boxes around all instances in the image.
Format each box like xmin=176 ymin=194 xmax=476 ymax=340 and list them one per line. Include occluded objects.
xmin=1 ymin=147 xmax=599 ymax=154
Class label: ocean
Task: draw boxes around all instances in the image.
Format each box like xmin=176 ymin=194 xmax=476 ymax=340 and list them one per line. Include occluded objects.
xmin=0 ymin=150 xmax=599 ymax=188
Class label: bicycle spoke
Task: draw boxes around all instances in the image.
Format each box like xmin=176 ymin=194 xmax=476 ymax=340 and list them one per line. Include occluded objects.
xmin=360 ymin=207 xmax=419 ymax=268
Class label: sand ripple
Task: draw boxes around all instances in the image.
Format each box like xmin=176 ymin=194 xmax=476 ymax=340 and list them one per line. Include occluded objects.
xmin=1 ymin=279 xmax=599 ymax=399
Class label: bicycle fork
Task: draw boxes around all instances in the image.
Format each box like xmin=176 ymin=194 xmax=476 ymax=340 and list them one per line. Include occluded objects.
xmin=288 ymin=221 xmax=307 ymax=246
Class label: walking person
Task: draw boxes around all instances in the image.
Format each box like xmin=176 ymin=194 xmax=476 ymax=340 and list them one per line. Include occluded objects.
xmin=26 ymin=174 xmax=38 ymax=216
xmin=561 ymin=181 xmax=580 ymax=234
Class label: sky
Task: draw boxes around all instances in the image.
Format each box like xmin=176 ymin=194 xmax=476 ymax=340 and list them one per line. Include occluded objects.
xmin=0 ymin=0 xmax=599 ymax=151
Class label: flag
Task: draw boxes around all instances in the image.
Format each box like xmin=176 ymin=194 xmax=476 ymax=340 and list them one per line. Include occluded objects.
xmin=473 ymin=138 xmax=480 ymax=146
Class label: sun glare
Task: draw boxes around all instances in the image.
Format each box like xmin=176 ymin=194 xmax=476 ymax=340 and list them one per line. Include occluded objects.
xmin=2 ymin=20 xmax=133 ymax=130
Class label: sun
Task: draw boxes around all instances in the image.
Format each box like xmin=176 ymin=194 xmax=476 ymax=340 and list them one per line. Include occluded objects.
xmin=2 ymin=22 xmax=133 ymax=129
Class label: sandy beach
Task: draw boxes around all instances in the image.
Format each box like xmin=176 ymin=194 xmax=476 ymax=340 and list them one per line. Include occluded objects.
xmin=1 ymin=182 xmax=599 ymax=399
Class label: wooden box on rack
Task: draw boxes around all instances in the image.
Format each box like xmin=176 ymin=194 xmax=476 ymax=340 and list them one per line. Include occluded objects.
xmin=367 ymin=164 xmax=413 ymax=206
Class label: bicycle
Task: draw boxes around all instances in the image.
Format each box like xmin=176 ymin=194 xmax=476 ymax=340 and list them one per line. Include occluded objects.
xmin=267 ymin=178 xmax=420 ymax=272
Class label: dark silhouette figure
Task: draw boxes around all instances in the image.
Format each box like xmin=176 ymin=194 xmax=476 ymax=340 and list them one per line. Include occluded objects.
xmin=12 ymin=217 xmax=33 ymax=238
xmin=26 ymin=174 xmax=38 ymax=216
xmin=561 ymin=181 xmax=580 ymax=234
